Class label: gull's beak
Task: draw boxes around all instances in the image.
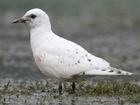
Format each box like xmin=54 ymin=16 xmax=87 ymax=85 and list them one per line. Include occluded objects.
xmin=12 ymin=18 xmax=26 ymax=23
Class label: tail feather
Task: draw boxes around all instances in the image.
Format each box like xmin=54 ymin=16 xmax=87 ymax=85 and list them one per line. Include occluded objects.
xmin=84 ymin=67 xmax=134 ymax=75
xmin=108 ymin=67 xmax=134 ymax=75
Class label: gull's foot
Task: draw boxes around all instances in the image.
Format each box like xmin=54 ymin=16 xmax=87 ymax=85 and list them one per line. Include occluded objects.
xmin=72 ymin=82 xmax=75 ymax=93
xmin=59 ymin=83 xmax=62 ymax=95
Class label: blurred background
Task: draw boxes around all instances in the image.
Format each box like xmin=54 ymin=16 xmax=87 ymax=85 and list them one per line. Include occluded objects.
xmin=0 ymin=0 xmax=140 ymax=80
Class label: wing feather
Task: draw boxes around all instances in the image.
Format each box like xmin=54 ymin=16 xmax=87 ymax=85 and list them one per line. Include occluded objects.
xmin=35 ymin=37 xmax=110 ymax=79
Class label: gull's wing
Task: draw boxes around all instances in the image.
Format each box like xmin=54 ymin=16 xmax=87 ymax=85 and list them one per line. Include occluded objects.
xmin=35 ymin=35 xmax=133 ymax=79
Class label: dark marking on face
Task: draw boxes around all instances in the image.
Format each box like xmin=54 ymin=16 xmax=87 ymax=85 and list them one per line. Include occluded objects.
xmin=30 ymin=14 xmax=37 ymax=19
xmin=76 ymin=51 xmax=78 ymax=54
xmin=85 ymin=54 xmax=88 ymax=57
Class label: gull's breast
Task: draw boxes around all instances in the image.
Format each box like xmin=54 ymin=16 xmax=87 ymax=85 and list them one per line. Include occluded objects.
xmin=34 ymin=54 xmax=61 ymax=79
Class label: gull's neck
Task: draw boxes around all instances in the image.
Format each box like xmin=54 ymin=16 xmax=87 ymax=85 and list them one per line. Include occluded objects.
xmin=31 ymin=23 xmax=52 ymax=33
xmin=30 ymin=23 xmax=53 ymax=39
xmin=30 ymin=25 xmax=54 ymax=54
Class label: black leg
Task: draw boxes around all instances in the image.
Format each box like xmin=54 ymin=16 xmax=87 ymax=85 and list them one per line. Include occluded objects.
xmin=59 ymin=83 xmax=62 ymax=95
xmin=72 ymin=82 xmax=75 ymax=93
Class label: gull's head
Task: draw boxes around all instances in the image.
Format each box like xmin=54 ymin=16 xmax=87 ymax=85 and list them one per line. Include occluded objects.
xmin=12 ymin=8 xmax=51 ymax=29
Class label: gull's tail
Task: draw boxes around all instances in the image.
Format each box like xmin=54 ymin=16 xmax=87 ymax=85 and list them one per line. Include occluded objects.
xmin=70 ymin=67 xmax=134 ymax=82
xmin=107 ymin=67 xmax=134 ymax=75
xmin=84 ymin=67 xmax=135 ymax=75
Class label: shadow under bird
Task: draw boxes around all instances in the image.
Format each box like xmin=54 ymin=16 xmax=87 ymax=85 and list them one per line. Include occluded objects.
xmin=12 ymin=8 xmax=134 ymax=94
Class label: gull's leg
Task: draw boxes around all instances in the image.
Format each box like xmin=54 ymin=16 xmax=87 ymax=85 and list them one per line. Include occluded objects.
xmin=59 ymin=82 xmax=62 ymax=95
xmin=72 ymin=82 xmax=75 ymax=93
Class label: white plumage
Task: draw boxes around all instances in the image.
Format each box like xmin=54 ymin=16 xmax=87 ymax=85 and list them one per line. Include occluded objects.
xmin=13 ymin=8 xmax=134 ymax=83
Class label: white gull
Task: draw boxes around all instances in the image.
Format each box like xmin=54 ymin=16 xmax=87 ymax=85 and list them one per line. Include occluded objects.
xmin=12 ymin=8 xmax=134 ymax=94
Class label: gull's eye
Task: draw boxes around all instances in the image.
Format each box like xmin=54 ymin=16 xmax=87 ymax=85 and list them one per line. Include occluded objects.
xmin=30 ymin=14 xmax=36 ymax=19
